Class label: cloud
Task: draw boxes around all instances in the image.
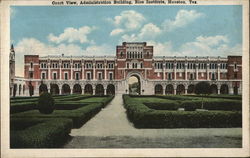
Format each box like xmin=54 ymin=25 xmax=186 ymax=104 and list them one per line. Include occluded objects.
xmin=162 ymin=10 xmax=204 ymax=32
xmin=108 ymin=10 xmax=146 ymax=36
xmin=110 ymin=28 xmax=124 ymax=36
xmin=121 ymin=23 xmax=162 ymax=42
xmin=14 ymin=38 xmax=114 ymax=77
xmin=48 ymin=26 xmax=96 ymax=44
xmin=147 ymin=35 xmax=241 ymax=57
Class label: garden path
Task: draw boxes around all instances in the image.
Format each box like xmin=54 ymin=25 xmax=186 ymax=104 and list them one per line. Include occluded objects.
xmin=65 ymin=94 xmax=242 ymax=148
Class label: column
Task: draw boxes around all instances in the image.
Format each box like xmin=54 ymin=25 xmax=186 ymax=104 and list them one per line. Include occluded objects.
xmin=93 ymin=87 xmax=96 ymax=95
xmin=173 ymin=84 xmax=177 ymax=95
xmin=93 ymin=63 xmax=96 ymax=80
xmin=217 ymin=63 xmax=220 ymax=80
xmin=48 ymin=63 xmax=51 ymax=80
xmin=70 ymin=63 xmax=73 ymax=80
xmin=82 ymin=62 xmax=85 ymax=80
xmin=217 ymin=84 xmax=221 ymax=94
xmin=163 ymin=87 xmax=166 ymax=95
xmin=59 ymin=63 xmax=62 ymax=80
xmin=82 ymin=89 xmax=85 ymax=95
xmin=163 ymin=63 xmax=166 ymax=80
xmin=59 ymin=87 xmax=62 ymax=95
xmin=206 ymin=63 xmax=209 ymax=80
xmin=229 ymin=82 xmax=234 ymax=94
xmin=185 ymin=63 xmax=187 ymax=80
xmin=104 ymin=88 xmax=107 ymax=95
xmin=174 ymin=63 xmax=176 ymax=80
xmin=185 ymin=84 xmax=188 ymax=95
xmin=104 ymin=63 xmax=107 ymax=80
xmin=195 ymin=63 xmax=198 ymax=80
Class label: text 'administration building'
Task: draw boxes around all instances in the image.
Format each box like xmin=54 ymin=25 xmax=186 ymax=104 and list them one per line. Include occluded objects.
xmin=23 ymin=42 xmax=242 ymax=96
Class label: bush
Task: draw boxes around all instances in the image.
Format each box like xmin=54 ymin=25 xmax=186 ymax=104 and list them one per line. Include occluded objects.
xmin=144 ymin=102 xmax=180 ymax=110
xmin=10 ymin=118 xmax=73 ymax=148
xmin=37 ymin=92 xmax=55 ymax=114
xmin=10 ymin=102 xmax=36 ymax=114
xmin=123 ymin=95 xmax=242 ymax=128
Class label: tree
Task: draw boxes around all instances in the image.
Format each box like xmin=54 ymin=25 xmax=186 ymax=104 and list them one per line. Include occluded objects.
xmin=195 ymin=81 xmax=211 ymax=109
xmin=37 ymin=92 xmax=55 ymax=114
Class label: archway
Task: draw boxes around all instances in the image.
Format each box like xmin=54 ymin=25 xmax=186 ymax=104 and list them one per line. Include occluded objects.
xmin=73 ymin=84 xmax=82 ymax=94
xmin=107 ymin=84 xmax=115 ymax=95
xmin=210 ymin=84 xmax=218 ymax=94
xmin=39 ymin=84 xmax=48 ymax=95
xmin=128 ymin=75 xmax=140 ymax=95
xmin=165 ymin=84 xmax=174 ymax=94
xmin=62 ymin=84 xmax=70 ymax=95
xmin=220 ymin=84 xmax=229 ymax=94
xmin=23 ymin=85 xmax=25 ymax=95
xmin=187 ymin=84 xmax=195 ymax=94
xmin=234 ymin=86 xmax=238 ymax=95
xmin=50 ymin=84 xmax=59 ymax=95
xmin=96 ymin=84 xmax=104 ymax=96
xmin=155 ymin=84 xmax=163 ymax=95
xmin=84 ymin=84 xmax=93 ymax=95
xmin=176 ymin=84 xmax=185 ymax=95
xmin=13 ymin=84 xmax=17 ymax=97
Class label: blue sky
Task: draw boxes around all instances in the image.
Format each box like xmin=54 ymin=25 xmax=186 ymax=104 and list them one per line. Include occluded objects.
xmin=11 ymin=5 xmax=242 ymax=76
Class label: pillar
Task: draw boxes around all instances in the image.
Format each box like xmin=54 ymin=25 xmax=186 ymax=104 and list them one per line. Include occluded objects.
xmin=82 ymin=62 xmax=85 ymax=80
xmin=174 ymin=89 xmax=177 ymax=95
xmin=163 ymin=63 xmax=166 ymax=80
xmin=195 ymin=63 xmax=198 ymax=80
xmin=217 ymin=84 xmax=221 ymax=94
xmin=185 ymin=63 xmax=187 ymax=80
xmin=217 ymin=64 xmax=220 ymax=81
xmin=229 ymin=83 xmax=234 ymax=95
xmin=70 ymin=63 xmax=73 ymax=80
xmin=206 ymin=63 xmax=209 ymax=80
xmin=185 ymin=88 xmax=188 ymax=95
xmin=163 ymin=87 xmax=166 ymax=95
xmin=174 ymin=63 xmax=176 ymax=80
xmin=93 ymin=63 xmax=96 ymax=80
xmin=104 ymin=88 xmax=107 ymax=95
xmin=59 ymin=63 xmax=62 ymax=80
xmin=104 ymin=63 xmax=107 ymax=80
xmin=48 ymin=63 xmax=51 ymax=80
xmin=93 ymin=88 xmax=96 ymax=95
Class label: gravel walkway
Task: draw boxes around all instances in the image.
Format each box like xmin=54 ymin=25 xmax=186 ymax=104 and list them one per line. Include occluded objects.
xmin=64 ymin=94 xmax=242 ymax=148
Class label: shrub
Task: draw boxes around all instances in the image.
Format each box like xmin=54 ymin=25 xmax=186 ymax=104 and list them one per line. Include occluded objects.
xmin=10 ymin=102 xmax=36 ymax=114
xmin=122 ymin=95 xmax=242 ymax=128
xmin=37 ymin=92 xmax=55 ymax=114
xmin=144 ymin=102 xmax=180 ymax=110
xmin=10 ymin=118 xmax=73 ymax=148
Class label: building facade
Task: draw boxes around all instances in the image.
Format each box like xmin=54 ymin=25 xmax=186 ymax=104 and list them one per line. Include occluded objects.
xmin=23 ymin=42 xmax=242 ymax=96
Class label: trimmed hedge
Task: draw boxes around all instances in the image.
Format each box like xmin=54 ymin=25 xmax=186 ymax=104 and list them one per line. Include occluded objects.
xmin=10 ymin=118 xmax=73 ymax=148
xmin=180 ymin=99 xmax=242 ymax=111
xmin=123 ymin=95 xmax=242 ymax=128
xmin=144 ymin=102 xmax=179 ymax=110
xmin=10 ymin=102 xmax=36 ymax=114
xmin=184 ymin=94 xmax=242 ymax=100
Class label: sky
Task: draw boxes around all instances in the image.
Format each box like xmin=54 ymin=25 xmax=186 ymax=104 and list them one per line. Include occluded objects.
xmin=10 ymin=5 xmax=242 ymax=77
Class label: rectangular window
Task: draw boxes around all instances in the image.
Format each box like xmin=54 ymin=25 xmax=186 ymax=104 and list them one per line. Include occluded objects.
xmin=42 ymin=72 xmax=46 ymax=79
xmin=127 ymin=63 xmax=129 ymax=68
xmin=98 ymin=72 xmax=102 ymax=80
xmin=87 ymin=72 xmax=91 ymax=80
xmin=29 ymin=72 xmax=33 ymax=79
xmin=109 ymin=73 xmax=113 ymax=80
xmin=65 ymin=73 xmax=68 ymax=80
xmin=53 ymin=73 xmax=57 ymax=80
xmin=76 ymin=73 xmax=79 ymax=80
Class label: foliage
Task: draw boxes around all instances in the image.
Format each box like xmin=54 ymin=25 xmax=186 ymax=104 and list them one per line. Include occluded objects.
xmin=195 ymin=81 xmax=211 ymax=95
xmin=10 ymin=118 xmax=73 ymax=148
xmin=144 ymin=102 xmax=180 ymax=110
xmin=37 ymin=92 xmax=55 ymax=114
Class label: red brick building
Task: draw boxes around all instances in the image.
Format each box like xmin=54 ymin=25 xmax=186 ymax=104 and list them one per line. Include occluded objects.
xmin=22 ymin=42 xmax=242 ymax=96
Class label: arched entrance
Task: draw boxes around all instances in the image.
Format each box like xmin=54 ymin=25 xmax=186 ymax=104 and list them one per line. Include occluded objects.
xmin=62 ymin=84 xmax=70 ymax=95
xmin=176 ymin=84 xmax=185 ymax=95
xmin=107 ymin=84 xmax=115 ymax=95
xmin=50 ymin=84 xmax=59 ymax=95
xmin=84 ymin=84 xmax=93 ymax=95
xmin=39 ymin=84 xmax=48 ymax=95
xmin=128 ymin=75 xmax=141 ymax=95
xmin=210 ymin=84 xmax=218 ymax=94
xmin=73 ymin=84 xmax=82 ymax=94
xmin=96 ymin=84 xmax=104 ymax=95
xmin=155 ymin=84 xmax=163 ymax=95
xmin=187 ymin=84 xmax=195 ymax=94
xmin=220 ymin=84 xmax=229 ymax=94
xmin=166 ymin=84 xmax=174 ymax=94
xmin=19 ymin=84 xmax=22 ymax=95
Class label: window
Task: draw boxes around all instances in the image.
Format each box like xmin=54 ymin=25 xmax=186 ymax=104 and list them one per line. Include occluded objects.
xmin=30 ymin=62 xmax=33 ymax=68
xmin=234 ymin=73 xmax=237 ymax=79
xmin=127 ymin=63 xmax=129 ymax=69
xmin=211 ymin=73 xmax=216 ymax=80
xmin=41 ymin=72 xmax=46 ymax=79
xmin=87 ymin=72 xmax=91 ymax=80
xmin=168 ymin=73 xmax=172 ymax=80
xmin=53 ymin=72 xmax=57 ymax=80
xmin=64 ymin=73 xmax=68 ymax=80
xmin=29 ymin=72 xmax=33 ymax=78
xmin=190 ymin=73 xmax=194 ymax=80
xmin=121 ymin=52 xmax=123 ymax=57
xmin=140 ymin=63 xmax=143 ymax=68
xmin=75 ymin=72 xmax=79 ymax=80
xmin=98 ymin=72 xmax=102 ymax=80
xmin=109 ymin=73 xmax=113 ymax=80
xmin=234 ymin=63 xmax=237 ymax=69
